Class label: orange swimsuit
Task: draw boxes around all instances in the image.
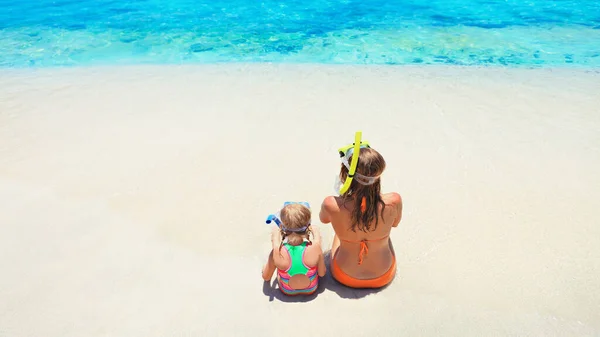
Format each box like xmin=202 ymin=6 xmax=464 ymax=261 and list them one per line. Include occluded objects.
xmin=331 ymin=235 xmax=396 ymax=289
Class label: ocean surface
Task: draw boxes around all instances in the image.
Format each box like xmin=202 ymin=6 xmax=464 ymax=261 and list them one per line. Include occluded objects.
xmin=0 ymin=0 xmax=599 ymax=67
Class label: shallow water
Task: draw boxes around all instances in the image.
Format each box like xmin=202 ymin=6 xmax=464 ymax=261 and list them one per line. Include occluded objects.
xmin=0 ymin=0 xmax=599 ymax=67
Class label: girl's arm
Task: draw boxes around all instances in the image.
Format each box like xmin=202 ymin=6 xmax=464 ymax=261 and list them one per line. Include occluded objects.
xmin=310 ymin=225 xmax=322 ymax=247
xmin=270 ymin=226 xmax=282 ymax=248
xmin=269 ymin=227 xmax=287 ymax=269
xmin=262 ymin=250 xmax=276 ymax=281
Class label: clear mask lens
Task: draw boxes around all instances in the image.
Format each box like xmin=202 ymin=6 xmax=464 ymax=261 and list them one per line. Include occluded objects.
xmin=338 ymin=148 xmax=380 ymax=190
xmin=334 ymin=175 xmax=343 ymax=195
xmin=354 ymin=173 xmax=379 ymax=185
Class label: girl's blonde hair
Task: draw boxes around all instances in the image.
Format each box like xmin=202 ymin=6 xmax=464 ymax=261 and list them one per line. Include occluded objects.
xmin=279 ymin=203 xmax=312 ymax=251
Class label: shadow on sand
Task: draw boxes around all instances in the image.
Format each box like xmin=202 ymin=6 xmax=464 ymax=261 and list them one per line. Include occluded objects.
xmin=262 ymin=250 xmax=390 ymax=302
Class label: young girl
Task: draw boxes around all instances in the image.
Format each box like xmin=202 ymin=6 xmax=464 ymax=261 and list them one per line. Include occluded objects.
xmin=262 ymin=202 xmax=326 ymax=296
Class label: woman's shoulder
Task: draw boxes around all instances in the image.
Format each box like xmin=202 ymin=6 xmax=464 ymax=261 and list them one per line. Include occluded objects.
xmin=321 ymin=195 xmax=342 ymax=212
xmin=382 ymin=192 xmax=402 ymax=206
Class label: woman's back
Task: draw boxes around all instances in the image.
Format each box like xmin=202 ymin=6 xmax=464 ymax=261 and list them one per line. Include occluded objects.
xmin=321 ymin=192 xmax=402 ymax=280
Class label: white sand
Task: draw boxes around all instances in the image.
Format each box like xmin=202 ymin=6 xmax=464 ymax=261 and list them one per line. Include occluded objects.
xmin=1 ymin=64 xmax=599 ymax=336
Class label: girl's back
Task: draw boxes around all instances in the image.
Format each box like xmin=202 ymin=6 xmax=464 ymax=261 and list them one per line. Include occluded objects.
xmin=275 ymin=240 xmax=322 ymax=291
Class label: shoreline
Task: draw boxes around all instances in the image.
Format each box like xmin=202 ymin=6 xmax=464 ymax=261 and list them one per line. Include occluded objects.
xmin=2 ymin=63 xmax=598 ymax=94
xmin=2 ymin=61 xmax=600 ymax=71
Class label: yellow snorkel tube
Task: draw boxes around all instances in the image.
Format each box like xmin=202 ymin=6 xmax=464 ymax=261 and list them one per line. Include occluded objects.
xmin=338 ymin=131 xmax=363 ymax=195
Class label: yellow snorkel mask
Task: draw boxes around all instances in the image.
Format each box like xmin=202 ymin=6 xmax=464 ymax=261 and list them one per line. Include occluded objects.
xmin=336 ymin=131 xmax=379 ymax=195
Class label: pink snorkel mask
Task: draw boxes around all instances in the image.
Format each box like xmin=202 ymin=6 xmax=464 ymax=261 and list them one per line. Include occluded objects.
xmin=265 ymin=201 xmax=311 ymax=232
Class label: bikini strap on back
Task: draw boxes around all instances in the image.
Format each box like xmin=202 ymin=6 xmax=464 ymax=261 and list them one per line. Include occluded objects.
xmin=358 ymin=240 xmax=368 ymax=265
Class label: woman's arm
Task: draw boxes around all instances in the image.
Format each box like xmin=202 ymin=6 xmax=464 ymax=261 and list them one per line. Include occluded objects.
xmin=319 ymin=196 xmax=335 ymax=224
xmin=390 ymin=193 xmax=403 ymax=227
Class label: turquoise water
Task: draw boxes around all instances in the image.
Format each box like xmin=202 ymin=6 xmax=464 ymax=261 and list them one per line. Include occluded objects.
xmin=0 ymin=0 xmax=599 ymax=67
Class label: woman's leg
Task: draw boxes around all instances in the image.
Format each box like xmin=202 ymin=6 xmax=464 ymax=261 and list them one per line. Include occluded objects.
xmin=262 ymin=250 xmax=276 ymax=281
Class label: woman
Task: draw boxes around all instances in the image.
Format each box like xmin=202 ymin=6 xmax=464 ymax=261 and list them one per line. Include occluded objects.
xmin=319 ymin=143 xmax=403 ymax=288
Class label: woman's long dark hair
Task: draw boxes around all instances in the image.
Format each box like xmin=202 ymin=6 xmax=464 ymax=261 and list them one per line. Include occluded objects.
xmin=339 ymin=147 xmax=386 ymax=232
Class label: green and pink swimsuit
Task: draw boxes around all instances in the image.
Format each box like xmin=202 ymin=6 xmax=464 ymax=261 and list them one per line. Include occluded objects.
xmin=277 ymin=242 xmax=319 ymax=295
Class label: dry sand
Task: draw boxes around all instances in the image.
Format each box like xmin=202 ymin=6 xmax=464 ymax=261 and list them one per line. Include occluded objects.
xmin=1 ymin=64 xmax=599 ymax=336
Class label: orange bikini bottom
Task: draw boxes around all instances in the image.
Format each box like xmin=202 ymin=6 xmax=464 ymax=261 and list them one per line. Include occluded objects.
xmin=331 ymin=257 xmax=397 ymax=289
